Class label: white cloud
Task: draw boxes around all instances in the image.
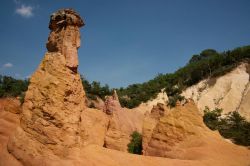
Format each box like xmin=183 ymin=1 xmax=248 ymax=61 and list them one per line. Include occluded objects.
xmin=3 ymin=63 xmax=13 ymax=68
xmin=16 ymin=5 xmax=34 ymax=18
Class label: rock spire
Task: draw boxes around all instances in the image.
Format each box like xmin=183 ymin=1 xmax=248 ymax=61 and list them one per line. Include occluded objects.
xmin=46 ymin=9 xmax=84 ymax=70
xmin=8 ymin=9 xmax=86 ymax=165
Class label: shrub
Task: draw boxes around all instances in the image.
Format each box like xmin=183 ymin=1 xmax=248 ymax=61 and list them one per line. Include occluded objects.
xmin=203 ymin=106 xmax=223 ymax=130
xmin=167 ymin=94 xmax=184 ymax=108
xmin=81 ymin=76 xmax=112 ymax=101
xmin=127 ymin=131 xmax=142 ymax=154
xmin=0 ymin=75 xmax=29 ymax=98
xmin=203 ymin=107 xmax=250 ymax=146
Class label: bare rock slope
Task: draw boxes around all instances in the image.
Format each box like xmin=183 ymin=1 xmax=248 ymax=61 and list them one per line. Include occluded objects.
xmin=182 ymin=63 xmax=250 ymax=120
xmin=143 ymin=100 xmax=250 ymax=165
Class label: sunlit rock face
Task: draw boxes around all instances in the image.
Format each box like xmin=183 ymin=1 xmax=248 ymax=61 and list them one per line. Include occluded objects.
xmin=46 ymin=9 xmax=84 ymax=70
xmin=7 ymin=9 xmax=86 ymax=164
xmin=142 ymin=100 xmax=214 ymax=158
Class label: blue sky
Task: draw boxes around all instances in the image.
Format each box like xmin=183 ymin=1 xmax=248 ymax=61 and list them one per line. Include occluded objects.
xmin=0 ymin=0 xmax=250 ymax=88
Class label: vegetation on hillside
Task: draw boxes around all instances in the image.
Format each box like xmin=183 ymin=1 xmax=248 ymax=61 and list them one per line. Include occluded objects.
xmin=81 ymin=75 xmax=112 ymax=100
xmin=1 ymin=45 xmax=249 ymax=109
xmin=127 ymin=131 xmax=142 ymax=154
xmin=0 ymin=75 xmax=29 ymax=101
xmin=203 ymin=107 xmax=250 ymax=146
xmin=117 ymin=45 xmax=250 ymax=108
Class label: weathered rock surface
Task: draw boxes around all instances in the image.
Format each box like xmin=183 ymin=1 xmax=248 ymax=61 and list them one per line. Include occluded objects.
xmin=46 ymin=9 xmax=84 ymax=69
xmin=80 ymin=108 xmax=109 ymax=146
xmin=0 ymin=100 xmax=22 ymax=166
xmin=182 ymin=63 xmax=250 ymax=120
xmin=104 ymin=90 xmax=121 ymax=115
xmin=143 ymin=100 xmax=207 ymax=157
xmin=7 ymin=9 xmax=86 ymax=165
xmin=86 ymin=96 xmax=105 ymax=110
xmin=142 ymin=103 xmax=167 ymax=153
xmin=1 ymin=98 xmax=250 ymax=166
xmin=0 ymin=98 xmax=21 ymax=114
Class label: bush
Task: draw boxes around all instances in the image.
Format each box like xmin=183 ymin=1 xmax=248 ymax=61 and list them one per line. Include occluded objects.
xmin=81 ymin=76 xmax=112 ymax=101
xmin=203 ymin=107 xmax=250 ymax=146
xmin=203 ymin=107 xmax=223 ymax=130
xmin=0 ymin=75 xmax=29 ymax=98
xmin=127 ymin=131 xmax=142 ymax=154
xmin=167 ymin=94 xmax=184 ymax=108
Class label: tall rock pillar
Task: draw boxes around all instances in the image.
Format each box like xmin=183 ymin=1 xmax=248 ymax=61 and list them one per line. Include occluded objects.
xmin=8 ymin=9 xmax=86 ymax=164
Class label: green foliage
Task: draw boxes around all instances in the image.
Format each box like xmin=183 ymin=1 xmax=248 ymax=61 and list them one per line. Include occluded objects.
xmin=2 ymin=45 xmax=250 ymax=110
xmin=203 ymin=107 xmax=223 ymax=130
xmin=127 ymin=131 xmax=142 ymax=154
xmin=81 ymin=76 xmax=112 ymax=100
xmin=168 ymin=94 xmax=184 ymax=108
xmin=0 ymin=75 xmax=29 ymax=98
xmin=203 ymin=107 xmax=250 ymax=146
xmin=117 ymin=45 xmax=250 ymax=108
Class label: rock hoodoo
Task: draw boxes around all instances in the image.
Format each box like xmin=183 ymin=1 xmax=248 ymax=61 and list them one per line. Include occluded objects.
xmin=46 ymin=9 xmax=84 ymax=70
xmin=7 ymin=9 xmax=86 ymax=164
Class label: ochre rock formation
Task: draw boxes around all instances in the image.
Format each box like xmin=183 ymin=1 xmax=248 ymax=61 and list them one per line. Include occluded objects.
xmin=0 ymin=98 xmax=21 ymax=114
xmin=86 ymin=96 xmax=105 ymax=110
xmin=104 ymin=90 xmax=121 ymax=115
xmin=143 ymin=100 xmax=207 ymax=158
xmin=142 ymin=100 xmax=250 ymax=166
xmin=7 ymin=8 xmax=86 ymax=164
xmin=80 ymin=108 xmax=109 ymax=146
xmin=103 ymin=91 xmax=144 ymax=152
xmin=1 ymin=97 xmax=250 ymax=166
xmin=1 ymin=8 xmax=250 ymax=166
xmin=46 ymin=9 xmax=84 ymax=70
xmin=142 ymin=103 xmax=167 ymax=153
xmin=0 ymin=99 xmax=22 ymax=166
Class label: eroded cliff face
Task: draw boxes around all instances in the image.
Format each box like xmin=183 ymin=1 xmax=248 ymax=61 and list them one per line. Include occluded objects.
xmin=182 ymin=63 xmax=250 ymax=120
xmin=7 ymin=9 xmax=86 ymax=165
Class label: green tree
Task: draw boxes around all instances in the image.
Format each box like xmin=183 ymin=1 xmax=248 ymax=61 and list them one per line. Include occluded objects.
xmin=127 ymin=131 xmax=142 ymax=154
xmin=203 ymin=108 xmax=250 ymax=146
xmin=203 ymin=107 xmax=223 ymax=130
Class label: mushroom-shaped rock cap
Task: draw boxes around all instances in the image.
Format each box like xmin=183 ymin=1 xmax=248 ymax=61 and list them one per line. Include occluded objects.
xmin=49 ymin=8 xmax=84 ymax=30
